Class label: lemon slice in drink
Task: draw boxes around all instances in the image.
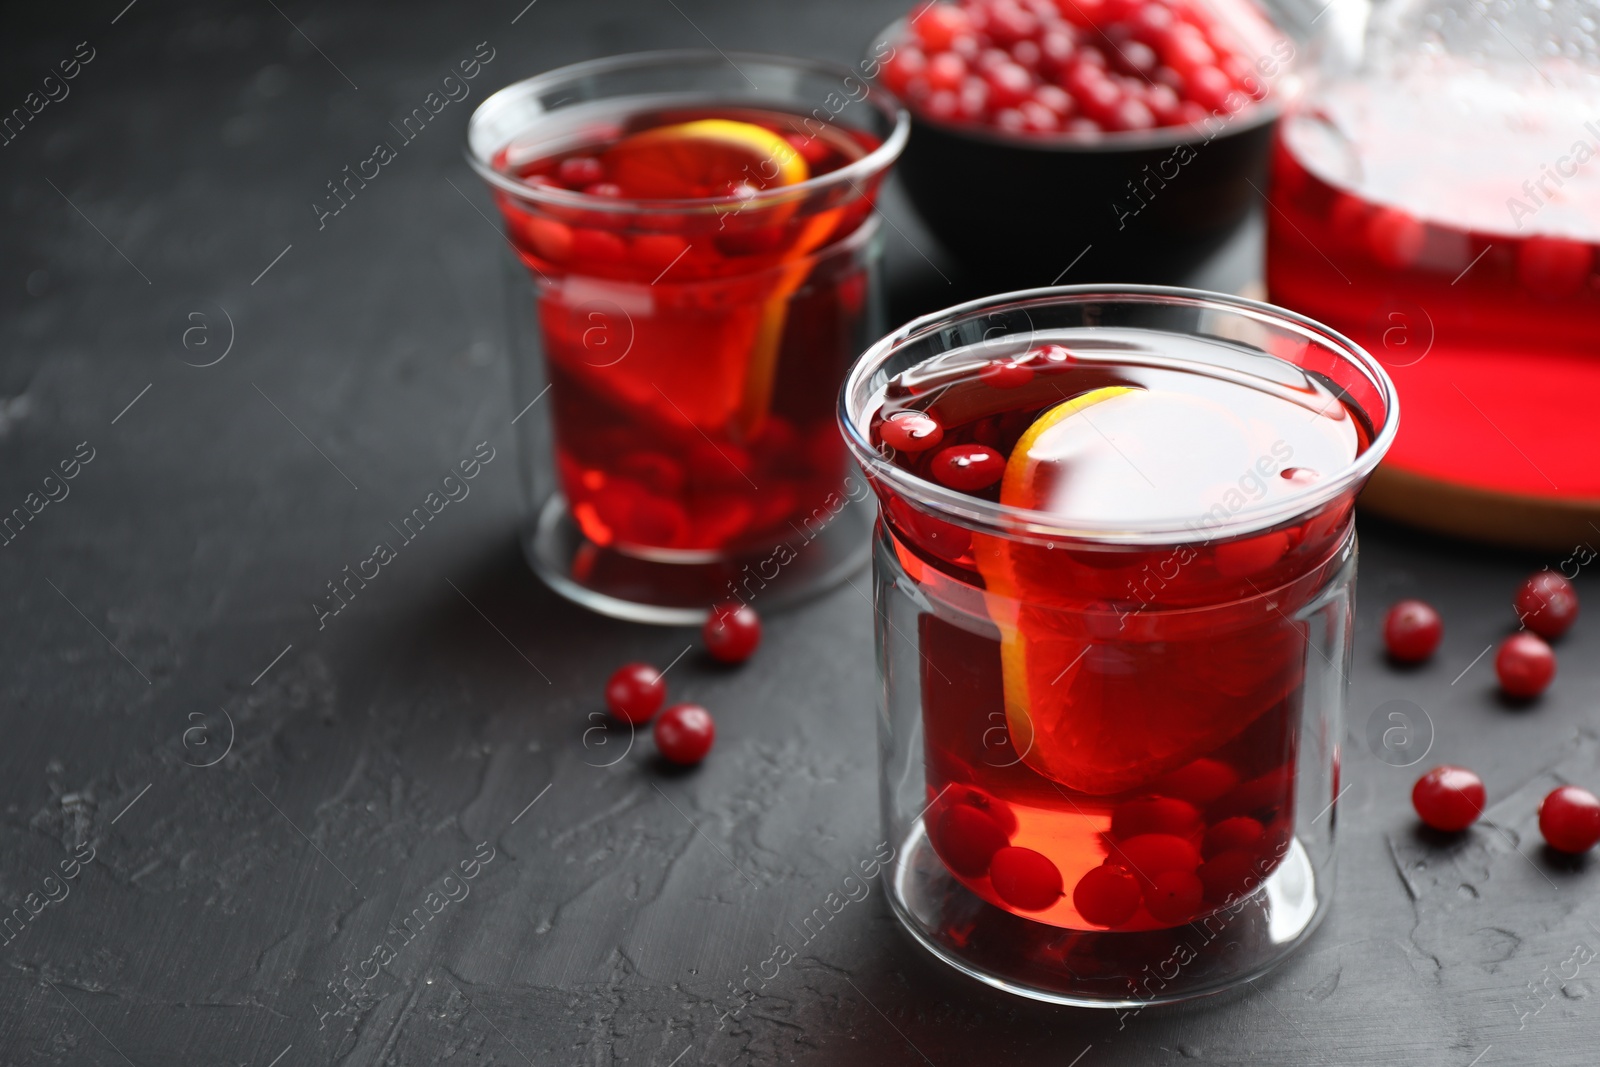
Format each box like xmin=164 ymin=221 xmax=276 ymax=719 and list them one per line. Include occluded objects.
xmin=603 ymin=119 xmax=808 ymax=199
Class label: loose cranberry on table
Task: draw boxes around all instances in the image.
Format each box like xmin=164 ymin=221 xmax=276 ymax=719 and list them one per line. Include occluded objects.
xmin=1538 ymin=786 xmax=1600 ymax=854
xmin=1411 ymin=765 xmax=1486 ymax=832
xmin=881 ymin=0 xmax=1271 ymax=137
xmin=654 ymin=703 xmax=716 ymax=765
xmin=604 ymin=662 xmax=666 ymax=724
xmin=1495 ymin=632 xmax=1556 ymax=698
xmin=1383 ymin=599 xmax=1442 ymax=662
xmin=703 ymin=601 xmax=762 ymax=663
xmin=1515 ymin=571 xmax=1578 ymax=639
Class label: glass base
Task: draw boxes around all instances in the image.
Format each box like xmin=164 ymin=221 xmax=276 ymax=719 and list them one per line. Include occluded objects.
xmin=889 ymin=818 xmax=1326 ymax=1008
xmin=524 ymin=493 xmax=873 ymax=625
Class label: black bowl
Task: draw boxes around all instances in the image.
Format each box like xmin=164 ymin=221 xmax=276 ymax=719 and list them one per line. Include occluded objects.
xmin=872 ymin=21 xmax=1280 ymax=287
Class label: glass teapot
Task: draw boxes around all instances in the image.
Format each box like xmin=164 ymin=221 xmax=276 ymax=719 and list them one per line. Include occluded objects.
xmin=1262 ymin=0 xmax=1600 ymax=548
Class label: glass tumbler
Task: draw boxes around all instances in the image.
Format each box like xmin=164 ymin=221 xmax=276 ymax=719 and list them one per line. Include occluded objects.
xmin=838 ymin=287 xmax=1398 ymax=1006
xmin=467 ymin=51 xmax=908 ymax=624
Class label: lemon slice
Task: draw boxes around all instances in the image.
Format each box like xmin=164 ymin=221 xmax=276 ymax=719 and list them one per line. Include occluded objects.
xmin=973 ymin=387 xmax=1141 ymax=792
xmin=603 ymin=119 xmax=808 ymax=199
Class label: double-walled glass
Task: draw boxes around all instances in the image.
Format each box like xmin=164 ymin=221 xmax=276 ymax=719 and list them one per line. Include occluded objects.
xmin=468 ymin=52 xmax=908 ymax=623
xmin=840 ymin=287 xmax=1397 ymax=1006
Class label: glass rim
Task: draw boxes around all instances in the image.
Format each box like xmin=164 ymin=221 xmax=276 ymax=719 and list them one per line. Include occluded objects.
xmin=464 ymin=49 xmax=911 ymax=215
xmin=865 ymin=18 xmax=1285 ymax=153
xmin=839 ymin=284 xmax=1401 ymax=545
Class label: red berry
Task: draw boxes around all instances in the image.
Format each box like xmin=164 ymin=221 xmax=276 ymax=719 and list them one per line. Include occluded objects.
xmin=703 ymin=601 xmax=761 ymax=664
xmin=930 ymin=444 xmax=1006 ymax=491
xmin=1383 ymin=599 xmax=1443 ymax=662
xmin=582 ymin=182 xmax=623 ymax=198
xmin=1159 ymin=25 xmax=1216 ymax=77
xmin=1010 ymin=39 xmax=1043 ymax=71
xmin=1539 ymin=786 xmax=1600 ymax=854
xmin=1018 ymin=100 xmax=1061 ymax=132
xmin=1411 ymin=765 xmax=1486 ymax=832
xmin=654 ymin=703 xmax=715 ymax=765
xmin=1144 ymin=870 xmax=1203 ymax=924
xmin=880 ymin=47 xmax=927 ymax=96
xmin=1112 ymin=833 xmax=1200 ymax=883
xmin=605 ymin=662 xmax=666 ymax=724
xmin=1515 ymin=571 xmax=1578 ymax=639
xmin=1184 ymin=64 xmax=1233 ymax=112
xmin=933 ymin=803 xmax=1011 ymax=876
xmin=1106 ymin=96 xmax=1156 ymax=131
xmin=923 ymin=89 xmax=961 ymax=122
xmin=1197 ymin=848 xmax=1257 ymax=902
xmin=927 ymin=51 xmax=968 ymax=92
xmin=1203 ymin=816 xmax=1265 ymax=858
xmin=1033 ymin=84 xmax=1075 ymax=117
xmin=1495 ymin=632 xmax=1555 ymax=698
xmin=985 ymin=2 xmax=1040 ymax=45
xmin=979 ymin=356 xmax=1035 ymax=388
xmin=1073 ymin=864 xmax=1140 ymax=926
xmin=989 ymin=846 xmax=1063 ymax=910
xmin=984 ymin=62 xmax=1035 ymax=108
xmin=912 ymin=3 xmax=972 ymax=50
xmin=878 ymin=409 xmax=945 ymax=452
xmin=1114 ymin=40 xmax=1159 ymax=77
xmin=557 ymin=156 xmax=605 ymax=187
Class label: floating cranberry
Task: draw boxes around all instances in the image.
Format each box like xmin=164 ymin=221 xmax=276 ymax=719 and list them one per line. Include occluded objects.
xmin=1539 ymin=786 xmax=1600 ymax=854
xmin=933 ymin=803 xmax=1011 ymax=876
xmin=605 ymin=662 xmax=666 ymax=724
xmin=1073 ymin=864 xmax=1140 ymax=927
xmin=879 ymin=409 xmax=945 ymax=452
xmin=1411 ymin=765 xmax=1485 ymax=832
xmin=583 ymin=182 xmax=624 ymax=198
xmin=931 ymin=444 xmax=1006 ymax=492
xmin=1515 ymin=571 xmax=1578 ymax=639
xmin=1203 ymin=815 xmax=1265 ymax=858
xmin=557 ymin=156 xmax=605 ymax=188
xmin=1144 ymin=870 xmax=1204 ymax=924
xmin=1110 ymin=796 xmax=1202 ymax=840
xmin=1155 ymin=758 xmax=1239 ymax=805
xmin=1383 ymin=599 xmax=1443 ymax=663
xmin=1495 ymin=632 xmax=1555 ymax=698
xmin=703 ymin=601 xmax=761 ymax=664
xmin=654 ymin=703 xmax=715 ymax=765
xmin=989 ymin=846 xmax=1064 ymax=910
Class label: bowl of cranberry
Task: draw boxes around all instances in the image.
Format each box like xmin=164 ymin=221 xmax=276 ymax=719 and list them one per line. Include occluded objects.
xmin=872 ymin=0 xmax=1296 ymax=284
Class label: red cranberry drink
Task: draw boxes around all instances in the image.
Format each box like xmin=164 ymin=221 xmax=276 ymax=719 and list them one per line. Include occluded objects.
xmin=470 ymin=56 xmax=906 ymax=593
xmin=843 ymin=291 xmax=1397 ymax=950
xmin=493 ymin=108 xmax=883 ymax=555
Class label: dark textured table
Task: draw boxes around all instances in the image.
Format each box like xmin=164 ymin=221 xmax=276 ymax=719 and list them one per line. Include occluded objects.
xmin=4 ymin=2 xmax=1598 ymax=1065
